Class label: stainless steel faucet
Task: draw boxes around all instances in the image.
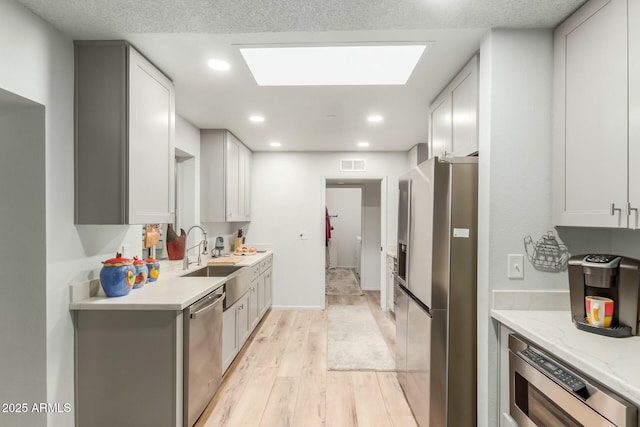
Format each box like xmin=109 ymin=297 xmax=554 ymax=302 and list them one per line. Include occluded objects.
xmin=183 ymin=225 xmax=208 ymax=270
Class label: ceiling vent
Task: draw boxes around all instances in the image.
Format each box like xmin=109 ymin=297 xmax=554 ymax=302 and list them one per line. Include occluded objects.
xmin=340 ymin=159 xmax=366 ymax=172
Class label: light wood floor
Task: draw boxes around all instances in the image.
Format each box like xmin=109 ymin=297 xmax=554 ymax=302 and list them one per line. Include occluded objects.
xmin=195 ymin=291 xmax=416 ymax=427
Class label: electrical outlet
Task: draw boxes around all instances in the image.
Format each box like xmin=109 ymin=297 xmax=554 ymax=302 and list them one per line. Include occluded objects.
xmin=299 ymin=230 xmax=308 ymax=240
xmin=508 ymin=254 xmax=524 ymax=279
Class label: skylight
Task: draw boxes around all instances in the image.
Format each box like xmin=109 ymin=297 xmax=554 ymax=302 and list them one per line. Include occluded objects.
xmin=239 ymin=44 xmax=428 ymax=86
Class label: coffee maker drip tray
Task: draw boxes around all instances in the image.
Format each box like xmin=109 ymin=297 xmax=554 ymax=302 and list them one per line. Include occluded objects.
xmin=573 ymin=315 xmax=632 ymax=337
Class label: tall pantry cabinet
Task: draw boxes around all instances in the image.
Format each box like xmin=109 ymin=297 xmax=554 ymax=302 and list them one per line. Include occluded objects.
xmin=74 ymin=41 xmax=175 ymax=224
xmin=554 ymin=0 xmax=640 ymax=228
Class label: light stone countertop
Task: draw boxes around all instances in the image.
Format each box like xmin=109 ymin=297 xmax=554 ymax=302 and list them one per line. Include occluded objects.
xmin=69 ymin=251 xmax=273 ymax=311
xmin=492 ymin=308 xmax=640 ymax=407
xmin=387 ymin=245 xmax=397 ymax=259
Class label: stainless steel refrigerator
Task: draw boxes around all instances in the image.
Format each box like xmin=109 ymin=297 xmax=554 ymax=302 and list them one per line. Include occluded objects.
xmin=395 ymin=157 xmax=478 ymax=427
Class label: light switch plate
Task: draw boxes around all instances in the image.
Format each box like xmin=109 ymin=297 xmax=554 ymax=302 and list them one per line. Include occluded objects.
xmin=508 ymin=254 xmax=524 ymax=279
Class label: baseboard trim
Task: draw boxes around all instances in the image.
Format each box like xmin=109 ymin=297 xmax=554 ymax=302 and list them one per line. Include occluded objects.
xmin=271 ymin=305 xmax=324 ymax=311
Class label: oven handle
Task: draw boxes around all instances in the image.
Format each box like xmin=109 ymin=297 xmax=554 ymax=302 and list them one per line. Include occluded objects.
xmin=510 ymin=351 xmax=618 ymax=427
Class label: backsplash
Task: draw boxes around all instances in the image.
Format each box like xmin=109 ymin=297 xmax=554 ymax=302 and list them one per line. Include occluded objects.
xmin=557 ymin=227 xmax=640 ymax=260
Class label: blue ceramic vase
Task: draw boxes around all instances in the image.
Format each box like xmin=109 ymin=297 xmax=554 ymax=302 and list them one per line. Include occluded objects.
xmin=132 ymin=257 xmax=148 ymax=289
xmin=145 ymin=257 xmax=160 ymax=282
xmin=100 ymin=254 xmax=136 ymax=297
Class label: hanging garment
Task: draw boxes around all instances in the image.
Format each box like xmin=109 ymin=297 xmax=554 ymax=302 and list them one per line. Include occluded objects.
xmin=326 ymin=207 xmax=332 ymax=247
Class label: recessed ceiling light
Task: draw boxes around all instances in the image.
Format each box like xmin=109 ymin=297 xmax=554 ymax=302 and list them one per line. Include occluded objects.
xmin=249 ymin=115 xmax=265 ymax=123
xmin=239 ymin=44 xmax=429 ymax=86
xmin=207 ymin=59 xmax=230 ymax=71
xmin=357 ymin=141 xmax=370 ymax=147
xmin=269 ymin=141 xmax=281 ymax=147
xmin=367 ymin=115 xmax=383 ymax=123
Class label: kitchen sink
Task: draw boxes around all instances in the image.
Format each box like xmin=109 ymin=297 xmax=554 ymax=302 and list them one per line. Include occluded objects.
xmin=182 ymin=265 xmax=242 ymax=278
xmin=182 ymin=264 xmax=251 ymax=311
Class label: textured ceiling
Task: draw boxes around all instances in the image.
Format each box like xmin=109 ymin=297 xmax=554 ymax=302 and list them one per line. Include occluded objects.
xmin=15 ymin=0 xmax=587 ymax=151
xmin=17 ymin=0 xmax=586 ymax=37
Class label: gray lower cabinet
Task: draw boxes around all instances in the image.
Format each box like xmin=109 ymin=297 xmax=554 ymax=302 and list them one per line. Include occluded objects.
xmin=262 ymin=269 xmax=272 ymax=311
xmin=74 ymin=40 xmax=175 ymax=225
xmin=75 ymin=310 xmax=182 ymax=427
xmin=249 ymin=279 xmax=259 ymax=330
xmin=221 ymin=303 xmax=239 ymax=375
xmin=222 ymin=256 xmax=273 ymax=373
xmin=222 ymin=291 xmax=250 ymax=373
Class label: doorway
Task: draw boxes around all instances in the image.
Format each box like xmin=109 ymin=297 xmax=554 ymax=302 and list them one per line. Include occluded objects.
xmin=325 ymin=186 xmax=362 ymax=273
xmin=322 ymin=177 xmax=386 ymax=308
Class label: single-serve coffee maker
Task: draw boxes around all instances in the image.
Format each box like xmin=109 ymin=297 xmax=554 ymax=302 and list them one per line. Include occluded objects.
xmin=569 ymin=254 xmax=640 ymax=337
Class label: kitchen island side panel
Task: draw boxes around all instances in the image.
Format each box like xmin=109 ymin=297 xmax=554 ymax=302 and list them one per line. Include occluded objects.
xmin=75 ymin=310 xmax=180 ymax=427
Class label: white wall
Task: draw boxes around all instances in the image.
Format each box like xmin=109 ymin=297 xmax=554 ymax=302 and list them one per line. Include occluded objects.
xmin=0 ymin=92 xmax=47 ymax=427
xmin=175 ymin=115 xmax=202 ymax=249
xmin=361 ymin=182 xmax=381 ymax=291
xmin=477 ymin=29 xmax=557 ymax=427
xmin=0 ymin=2 xmax=154 ymax=425
xmin=249 ymin=152 xmax=407 ymax=309
xmin=326 ymin=187 xmax=362 ymax=268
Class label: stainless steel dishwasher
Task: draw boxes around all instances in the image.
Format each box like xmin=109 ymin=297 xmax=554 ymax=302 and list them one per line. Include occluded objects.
xmin=183 ymin=288 xmax=225 ymax=427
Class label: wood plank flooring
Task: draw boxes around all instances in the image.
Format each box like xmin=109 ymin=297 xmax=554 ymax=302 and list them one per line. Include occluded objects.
xmin=196 ymin=291 xmax=415 ymax=427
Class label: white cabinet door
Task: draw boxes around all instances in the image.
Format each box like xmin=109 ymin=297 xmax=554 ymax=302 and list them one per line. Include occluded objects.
xmin=200 ymin=130 xmax=252 ymax=223
xmin=128 ymin=48 xmax=174 ymax=224
xmin=226 ymin=136 xmax=240 ymax=221
xmin=265 ymin=269 xmax=272 ymax=308
xmin=428 ymin=54 xmax=479 ymax=159
xmin=237 ymin=292 xmax=251 ymax=347
xmin=222 ymin=304 xmax=238 ymax=373
xmin=554 ymin=0 xmax=628 ymax=227
xmin=237 ymin=144 xmax=252 ymax=221
xmin=429 ymin=95 xmax=452 ymax=158
xmin=249 ymin=280 xmax=259 ymax=329
xmin=257 ymin=273 xmax=267 ymax=317
xmin=200 ymin=130 xmax=226 ymax=222
xmin=450 ymin=56 xmax=478 ymax=157
xmin=628 ymin=0 xmax=640 ymax=229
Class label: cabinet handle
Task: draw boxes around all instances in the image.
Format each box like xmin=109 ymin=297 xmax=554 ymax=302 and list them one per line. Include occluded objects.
xmin=629 ymin=203 xmax=638 ymax=229
xmin=611 ymin=203 xmax=622 ymax=216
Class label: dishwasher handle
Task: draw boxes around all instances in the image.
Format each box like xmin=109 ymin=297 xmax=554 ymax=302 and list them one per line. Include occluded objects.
xmin=190 ymin=292 xmax=225 ymax=319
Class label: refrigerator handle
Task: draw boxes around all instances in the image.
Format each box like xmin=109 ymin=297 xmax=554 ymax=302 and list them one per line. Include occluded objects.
xmin=405 ymin=178 xmax=412 ymax=284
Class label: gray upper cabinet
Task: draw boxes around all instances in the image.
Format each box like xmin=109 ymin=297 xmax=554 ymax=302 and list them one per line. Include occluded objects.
xmin=200 ymin=129 xmax=252 ymax=222
xmin=74 ymin=41 xmax=175 ymax=225
xmin=553 ymin=0 xmax=636 ymax=228
xmin=428 ymin=54 xmax=479 ymax=159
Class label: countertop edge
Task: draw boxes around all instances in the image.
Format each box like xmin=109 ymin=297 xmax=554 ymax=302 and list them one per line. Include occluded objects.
xmin=492 ymin=309 xmax=640 ymax=407
xmin=69 ymin=251 xmax=273 ymax=311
